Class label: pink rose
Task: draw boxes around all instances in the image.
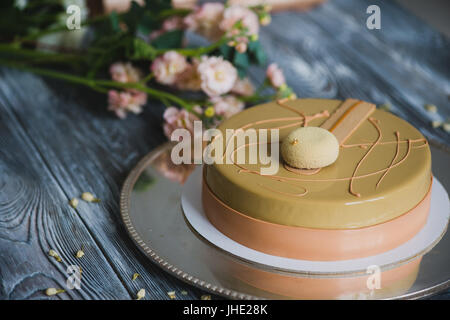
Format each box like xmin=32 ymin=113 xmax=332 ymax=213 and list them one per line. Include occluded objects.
xmin=235 ymin=41 xmax=247 ymax=53
xmin=163 ymin=106 xmax=200 ymax=139
xmin=197 ymin=56 xmax=238 ymax=97
xmin=152 ymin=148 xmax=195 ymax=185
xmin=184 ymin=3 xmax=224 ymax=41
xmin=175 ymin=59 xmax=202 ymax=91
xmin=231 ymin=77 xmax=254 ymax=97
xmin=109 ymin=62 xmax=142 ymax=83
xmin=108 ymin=90 xmax=147 ymax=119
xmin=162 ymin=16 xmax=185 ymax=31
xmin=220 ymin=5 xmax=259 ymax=36
xmin=266 ymin=63 xmax=286 ymax=88
xmin=151 ymin=51 xmax=188 ymax=85
xmin=149 ymin=16 xmax=185 ymax=41
xmin=210 ymin=95 xmax=244 ymax=119
xmin=149 ymin=29 xmax=164 ymax=41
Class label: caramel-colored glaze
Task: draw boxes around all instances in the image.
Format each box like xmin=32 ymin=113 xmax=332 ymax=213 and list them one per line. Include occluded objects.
xmin=205 ymin=99 xmax=431 ymax=229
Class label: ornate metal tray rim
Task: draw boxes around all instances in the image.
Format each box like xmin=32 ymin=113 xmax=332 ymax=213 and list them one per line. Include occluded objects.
xmin=120 ymin=142 xmax=450 ymax=300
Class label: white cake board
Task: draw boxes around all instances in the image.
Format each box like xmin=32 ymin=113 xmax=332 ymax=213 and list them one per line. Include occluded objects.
xmin=181 ymin=166 xmax=450 ymax=275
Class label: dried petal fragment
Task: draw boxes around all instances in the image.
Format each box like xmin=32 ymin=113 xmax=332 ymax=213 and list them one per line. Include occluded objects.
xmin=45 ymin=288 xmax=65 ymax=296
xmin=69 ymin=198 xmax=79 ymax=208
xmin=81 ymin=192 xmax=101 ymax=203
xmin=48 ymin=249 xmax=62 ymax=262
xmin=137 ymin=289 xmax=146 ymax=300
xmin=132 ymin=273 xmax=140 ymax=281
xmin=431 ymin=120 xmax=442 ymax=128
xmin=443 ymin=122 xmax=450 ymax=133
xmin=424 ymin=104 xmax=437 ymax=113
xmin=76 ymin=250 xmax=84 ymax=258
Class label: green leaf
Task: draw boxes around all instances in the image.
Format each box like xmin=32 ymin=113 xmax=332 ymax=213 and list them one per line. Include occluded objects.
xmin=219 ymin=44 xmax=233 ymax=60
xmin=109 ymin=11 xmax=120 ymax=32
xmin=130 ymin=38 xmax=157 ymax=60
xmin=248 ymin=40 xmax=266 ymax=65
xmin=122 ymin=1 xmax=144 ymax=34
xmin=233 ymin=51 xmax=250 ymax=78
xmin=144 ymin=0 xmax=172 ymax=11
xmin=137 ymin=11 xmax=162 ymax=35
xmin=236 ymin=66 xmax=247 ymax=79
xmin=233 ymin=51 xmax=249 ymax=69
xmin=134 ymin=172 xmax=155 ymax=192
xmin=151 ymin=30 xmax=183 ymax=49
xmin=247 ymin=40 xmax=259 ymax=51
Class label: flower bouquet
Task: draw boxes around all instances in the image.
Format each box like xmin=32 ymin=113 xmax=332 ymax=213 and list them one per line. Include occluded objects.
xmin=0 ymin=0 xmax=295 ymax=139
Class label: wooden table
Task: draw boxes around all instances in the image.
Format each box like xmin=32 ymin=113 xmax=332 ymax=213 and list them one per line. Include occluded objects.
xmin=0 ymin=0 xmax=449 ymax=299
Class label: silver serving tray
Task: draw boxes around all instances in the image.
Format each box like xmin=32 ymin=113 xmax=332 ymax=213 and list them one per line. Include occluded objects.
xmin=120 ymin=142 xmax=450 ymax=299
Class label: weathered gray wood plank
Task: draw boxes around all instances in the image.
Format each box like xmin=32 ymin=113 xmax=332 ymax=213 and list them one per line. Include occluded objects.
xmin=334 ymin=0 xmax=450 ymax=83
xmin=0 ymin=95 xmax=131 ymax=299
xmin=254 ymin=0 xmax=449 ymax=147
xmin=0 ymin=69 xmax=206 ymax=300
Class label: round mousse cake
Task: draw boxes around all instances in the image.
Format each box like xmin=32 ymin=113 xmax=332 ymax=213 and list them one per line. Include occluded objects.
xmin=202 ymin=98 xmax=432 ymax=261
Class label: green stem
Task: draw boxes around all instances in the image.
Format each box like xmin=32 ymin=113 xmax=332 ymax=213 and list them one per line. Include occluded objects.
xmin=255 ymin=80 xmax=270 ymax=95
xmin=0 ymin=44 xmax=82 ymax=61
xmin=158 ymin=8 xmax=192 ymax=18
xmin=140 ymin=72 xmax=154 ymax=84
xmin=239 ymin=93 xmax=275 ymax=104
xmin=16 ymin=13 xmax=117 ymax=43
xmin=0 ymin=61 xmax=191 ymax=110
xmin=96 ymin=79 xmax=192 ymax=110
xmin=167 ymin=29 xmax=251 ymax=58
xmin=156 ymin=37 xmax=228 ymax=58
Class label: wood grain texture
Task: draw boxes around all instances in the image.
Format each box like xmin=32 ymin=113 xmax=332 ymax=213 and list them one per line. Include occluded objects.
xmin=0 ymin=70 xmax=207 ymax=300
xmin=254 ymin=0 xmax=449 ymax=147
xmin=0 ymin=0 xmax=449 ymax=299
xmin=0 ymin=87 xmax=129 ymax=299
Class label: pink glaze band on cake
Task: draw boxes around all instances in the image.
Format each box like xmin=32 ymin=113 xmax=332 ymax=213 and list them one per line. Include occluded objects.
xmin=227 ymin=256 xmax=422 ymax=299
xmin=202 ymin=169 xmax=432 ymax=261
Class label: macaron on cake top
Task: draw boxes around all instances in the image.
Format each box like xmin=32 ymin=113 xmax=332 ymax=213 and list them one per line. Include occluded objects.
xmin=281 ymin=126 xmax=339 ymax=169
